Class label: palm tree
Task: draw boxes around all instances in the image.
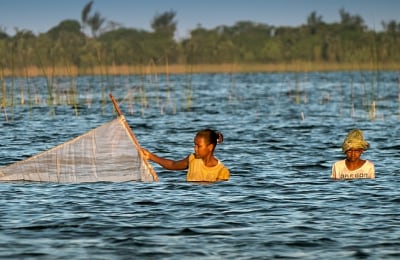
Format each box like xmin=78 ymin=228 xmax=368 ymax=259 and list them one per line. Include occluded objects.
xmin=87 ymin=12 xmax=105 ymax=38
xmin=81 ymin=1 xmax=105 ymax=37
xmin=81 ymin=1 xmax=93 ymax=34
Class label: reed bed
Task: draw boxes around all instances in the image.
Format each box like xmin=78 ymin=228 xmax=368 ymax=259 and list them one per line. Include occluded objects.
xmin=2 ymin=62 xmax=400 ymax=77
xmin=0 ymin=62 xmax=398 ymax=122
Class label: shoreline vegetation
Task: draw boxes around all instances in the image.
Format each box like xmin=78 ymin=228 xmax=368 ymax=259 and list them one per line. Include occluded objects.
xmin=2 ymin=62 xmax=400 ymax=77
xmin=2 ymin=6 xmax=399 ymax=79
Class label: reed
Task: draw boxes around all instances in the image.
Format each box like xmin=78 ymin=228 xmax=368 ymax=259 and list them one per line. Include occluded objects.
xmin=367 ymin=71 xmax=377 ymax=120
xmin=184 ymin=76 xmax=193 ymax=111
xmin=177 ymin=60 xmax=193 ymax=111
xmin=349 ymin=73 xmax=355 ymax=118
xmin=162 ymin=55 xmax=177 ymax=114
xmin=398 ymin=75 xmax=400 ymax=120
xmin=146 ymin=59 xmax=158 ymax=110
xmin=294 ymin=72 xmax=301 ymax=105
xmin=22 ymin=66 xmax=32 ymax=114
xmin=36 ymin=54 xmax=57 ymax=116
xmin=0 ymin=71 xmax=8 ymax=122
xmin=1 ymin=70 xmax=6 ymax=109
xmin=69 ymin=77 xmax=79 ymax=117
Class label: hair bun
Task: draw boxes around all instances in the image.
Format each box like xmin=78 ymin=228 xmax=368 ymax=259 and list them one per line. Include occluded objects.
xmin=217 ymin=132 xmax=224 ymax=144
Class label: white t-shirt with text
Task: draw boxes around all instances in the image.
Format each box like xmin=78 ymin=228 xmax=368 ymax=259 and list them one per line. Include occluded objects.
xmin=331 ymin=159 xmax=375 ymax=179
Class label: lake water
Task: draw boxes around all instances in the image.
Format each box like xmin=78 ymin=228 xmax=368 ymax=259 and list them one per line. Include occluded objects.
xmin=0 ymin=71 xmax=399 ymax=259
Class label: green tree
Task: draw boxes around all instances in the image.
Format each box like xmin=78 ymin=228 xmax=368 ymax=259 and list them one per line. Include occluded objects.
xmin=339 ymin=8 xmax=366 ymax=31
xmin=182 ymin=27 xmax=223 ymax=64
xmin=228 ymin=21 xmax=274 ymax=62
xmin=0 ymin=26 xmax=8 ymax=40
xmin=10 ymin=30 xmax=36 ymax=69
xmin=149 ymin=11 xmax=179 ymax=64
xmin=379 ymin=20 xmax=400 ymax=61
xmin=47 ymin=20 xmax=82 ymax=39
xmin=98 ymin=28 xmax=151 ymax=64
xmin=151 ymin=10 xmax=177 ymax=38
xmin=306 ymin=11 xmax=324 ymax=34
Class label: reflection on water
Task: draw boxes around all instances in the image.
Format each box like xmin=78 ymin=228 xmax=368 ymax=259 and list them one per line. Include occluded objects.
xmin=0 ymin=71 xmax=399 ymax=259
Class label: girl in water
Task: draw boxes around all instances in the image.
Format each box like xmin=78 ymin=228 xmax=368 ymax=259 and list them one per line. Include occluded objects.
xmin=142 ymin=128 xmax=230 ymax=182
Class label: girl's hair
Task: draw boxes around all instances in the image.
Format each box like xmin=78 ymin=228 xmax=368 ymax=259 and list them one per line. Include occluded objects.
xmin=196 ymin=129 xmax=224 ymax=147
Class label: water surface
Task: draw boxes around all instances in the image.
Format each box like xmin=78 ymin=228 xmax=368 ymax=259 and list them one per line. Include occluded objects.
xmin=0 ymin=71 xmax=399 ymax=259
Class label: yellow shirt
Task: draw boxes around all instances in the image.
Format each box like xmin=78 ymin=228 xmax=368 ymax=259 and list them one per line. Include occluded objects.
xmin=186 ymin=154 xmax=230 ymax=182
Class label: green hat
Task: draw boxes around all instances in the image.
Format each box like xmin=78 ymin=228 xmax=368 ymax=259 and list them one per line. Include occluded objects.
xmin=341 ymin=129 xmax=370 ymax=153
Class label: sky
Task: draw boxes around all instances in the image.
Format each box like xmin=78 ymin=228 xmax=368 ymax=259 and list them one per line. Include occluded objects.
xmin=0 ymin=0 xmax=399 ymax=38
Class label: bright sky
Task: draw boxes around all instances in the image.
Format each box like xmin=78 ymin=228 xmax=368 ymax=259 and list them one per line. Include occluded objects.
xmin=0 ymin=0 xmax=399 ymax=38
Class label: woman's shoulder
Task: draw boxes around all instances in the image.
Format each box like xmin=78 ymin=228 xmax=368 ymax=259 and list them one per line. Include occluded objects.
xmin=363 ymin=160 xmax=375 ymax=168
xmin=333 ymin=159 xmax=346 ymax=166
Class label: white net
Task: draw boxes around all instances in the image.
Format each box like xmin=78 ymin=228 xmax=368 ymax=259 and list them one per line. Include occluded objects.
xmin=0 ymin=116 xmax=158 ymax=183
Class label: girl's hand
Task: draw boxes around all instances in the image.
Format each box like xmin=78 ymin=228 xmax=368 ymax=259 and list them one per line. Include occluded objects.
xmin=141 ymin=148 xmax=151 ymax=160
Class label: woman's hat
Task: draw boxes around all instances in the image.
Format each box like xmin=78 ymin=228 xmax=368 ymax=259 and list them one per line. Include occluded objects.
xmin=341 ymin=129 xmax=370 ymax=153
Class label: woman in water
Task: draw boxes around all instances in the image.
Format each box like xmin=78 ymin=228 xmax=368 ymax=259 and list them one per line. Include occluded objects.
xmin=331 ymin=129 xmax=375 ymax=179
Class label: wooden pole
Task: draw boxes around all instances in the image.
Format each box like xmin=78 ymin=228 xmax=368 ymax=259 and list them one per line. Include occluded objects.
xmin=109 ymin=93 xmax=159 ymax=182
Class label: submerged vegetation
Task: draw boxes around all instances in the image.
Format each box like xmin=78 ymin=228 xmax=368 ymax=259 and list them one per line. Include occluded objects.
xmin=0 ymin=2 xmax=400 ymax=76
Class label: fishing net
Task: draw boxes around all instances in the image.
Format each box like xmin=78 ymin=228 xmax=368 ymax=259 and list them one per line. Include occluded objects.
xmin=0 ymin=95 xmax=158 ymax=183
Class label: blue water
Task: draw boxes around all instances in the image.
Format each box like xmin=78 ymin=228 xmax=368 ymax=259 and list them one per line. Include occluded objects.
xmin=1 ymin=71 xmax=399 ymax=259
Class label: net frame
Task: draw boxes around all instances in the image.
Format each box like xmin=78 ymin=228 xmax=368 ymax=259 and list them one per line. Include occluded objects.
xmin=109 ymin=93 xmax=159 ymax=182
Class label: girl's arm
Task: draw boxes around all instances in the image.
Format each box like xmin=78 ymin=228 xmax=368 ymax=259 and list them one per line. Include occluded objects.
xmin=142 ymin=148 xmax=189 ymax=171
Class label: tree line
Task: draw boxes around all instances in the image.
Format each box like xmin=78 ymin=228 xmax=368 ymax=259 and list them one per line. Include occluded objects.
xmin=1 ymin=1 xmax=400 ymax=75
